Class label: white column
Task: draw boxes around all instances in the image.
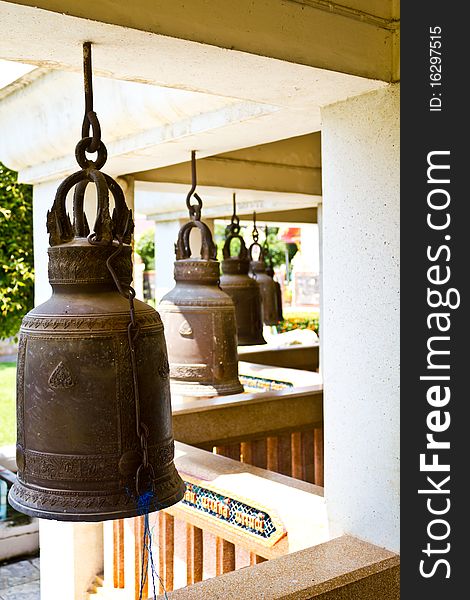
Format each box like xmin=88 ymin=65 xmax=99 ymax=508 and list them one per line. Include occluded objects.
xmin=153 ymin=220 xmax=181 ymax=302
xmin=39 ymin=520 xmax=103 ymax=600
xmin=321 ymin=84 xmax=400 ymax=552
xmin=32 ymin=180 xmax=60 ymax=306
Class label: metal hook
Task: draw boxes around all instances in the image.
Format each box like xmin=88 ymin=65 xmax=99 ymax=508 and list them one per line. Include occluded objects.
xmin=185 ymin=150 xmax=203 ymax=221
xmin=81 ymin=42 xmax=101 ymax=153
xmin=252 ymin=211 xmax=259 ymax=243
xmin=230 ymin=192 xmax=240 ymax=234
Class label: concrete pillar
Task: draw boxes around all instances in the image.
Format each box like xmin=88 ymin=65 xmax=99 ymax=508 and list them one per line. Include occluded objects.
xmin=39 ymin=520 xmax=103 ymax=600
xmin=321 ymin=84 xmax=400 ymax=552
xmin=153 ymin=220 xmax=181 ymax=302
xmin=32 ymin=180 xmax=58 ymax=306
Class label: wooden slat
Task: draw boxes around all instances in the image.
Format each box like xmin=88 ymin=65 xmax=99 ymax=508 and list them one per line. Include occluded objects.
xmin=313 ymin=427 xmax=324 ymax=486
xmin=134 ymin=516 xmax=148 ymax=600
xmin=186 ymin=524 xmax=203 ymax=585
xmin=240 ymin=441 xmax=253 ymax=464
xmin=158 ymin=512 xmax=175 ymax=593
xmin=113 ymin=519 xmax=125 ymax=589
xmin=216 ymin=537 xmax=236 ymax=576
xmin=302 ymin=430 xmax=315 ymax=483
xmin=250 ymin=552 xmax=267 ymax=566
xmin=214 ymin=444 xmax=241 ymax=461
xmin=291 ymin=432 xmax=303 ymax=480
xmin=277 ymin=434 xmax=292 ymax=476
xmin=251 ymin=438 xmax=267 ymax=470
xmin=266 ymin=436 xmax=279 ymax=472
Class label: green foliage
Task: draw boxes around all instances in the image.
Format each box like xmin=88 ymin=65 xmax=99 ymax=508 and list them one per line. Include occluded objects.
xmin=0 ymin=163 xmax=34 ymax=340
xmin=135 ymin=228 xmax=155 ymax=270
xmin=214 ymin=223 xmax=296 ymax=270
xmin=264 ymin=227 xmax=296 ymax=269
xmin=0 ymin=363 xmax=16 ymax=446
xmin=214 ymin=223 xmax=242 ymax=262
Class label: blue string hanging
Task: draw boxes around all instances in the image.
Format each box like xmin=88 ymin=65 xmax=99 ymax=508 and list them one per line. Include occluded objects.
xmin=136 ymin=491 xmax=170 ymax=600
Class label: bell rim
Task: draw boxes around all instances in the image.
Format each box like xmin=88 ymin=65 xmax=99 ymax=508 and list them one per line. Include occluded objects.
xmin=237 ymin=336 xmax=267 ymax=346
xmin=8 ymin=476 xmax=186 ymax=522
xmin=170 ymin=379 xmax=244 ymax=398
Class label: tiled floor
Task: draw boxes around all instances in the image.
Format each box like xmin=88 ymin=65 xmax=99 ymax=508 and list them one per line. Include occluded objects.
xmin=0 ymin=557 xmax=40 ymax=600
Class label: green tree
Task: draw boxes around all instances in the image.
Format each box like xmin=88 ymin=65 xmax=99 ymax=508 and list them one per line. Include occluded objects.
xmin=135 ymin=227 xmax=155 ymax=270
xmin=264 ymin=227 xmax=294 ymax=268
xmin=0 ymin=162 xmax=34 ymax=340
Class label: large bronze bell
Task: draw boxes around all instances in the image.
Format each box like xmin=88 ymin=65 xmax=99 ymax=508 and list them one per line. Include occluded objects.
xmin=159 ymin=155 xmax=243 ymax=397
xmin=220 ymin=231 xmax=266 ymax=346
xmin=160 ymin=221 xmax=243 ymax=397
xmin=9 ymin=44 xmax=185 ymax=521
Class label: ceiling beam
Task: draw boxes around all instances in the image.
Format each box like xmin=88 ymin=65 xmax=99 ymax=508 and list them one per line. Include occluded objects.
xmin=132 ymin=134 xmax=322 ymax=196
xmin=2 ymin=0 xmax=399 ymax=82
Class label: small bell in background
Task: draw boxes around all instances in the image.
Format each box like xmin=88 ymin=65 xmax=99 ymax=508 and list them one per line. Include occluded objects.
xmin=220 ymin=194 xmax=266 ymax=345
xmin=9 ymin=43 xmax=185 ymax=522
xmin=249 ymin=212 xmax=280 ymax=326
xmin=263 ymin=226 xmax=284 ymax=323
xmin=159 ymin=153 xmax=243 ymax=397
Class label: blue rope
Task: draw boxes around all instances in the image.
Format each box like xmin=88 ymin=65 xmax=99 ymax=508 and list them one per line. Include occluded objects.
xmin=136 ymin=491 xmax=169 ymax=600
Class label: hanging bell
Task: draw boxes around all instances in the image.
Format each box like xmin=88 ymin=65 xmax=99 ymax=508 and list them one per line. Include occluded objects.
xmin=9 ymin=43 xmax=185 ymax=522
xmin=220 ymin=231 xmax=266 ymax=346
xmin=264 ymin=231 xmax=284 ymax=323
xmin=159 ymin=221 xmax=243 ymax=397
xmin=266 ymin=262 xmax=284 ymax=323
xmin=248 ymin=214 xmax=280 ymax=326
xmin=159 ymin=154 xmax=243 ymax=397
xmin=249 ymin=242 xmax=280 ymax=326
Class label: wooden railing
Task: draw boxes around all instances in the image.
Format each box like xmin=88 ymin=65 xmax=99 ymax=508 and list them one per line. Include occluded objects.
xmin=92 ymin=442 xmax=327 ymax=599
xmin=172 ymin=383 xmax=324 ymax=486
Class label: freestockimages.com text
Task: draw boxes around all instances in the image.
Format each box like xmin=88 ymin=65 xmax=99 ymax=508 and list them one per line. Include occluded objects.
xmin=419 ymin=150 xmax=459 ymax=579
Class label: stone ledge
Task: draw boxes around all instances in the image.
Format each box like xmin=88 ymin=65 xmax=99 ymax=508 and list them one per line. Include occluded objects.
xmin=156 ymin=535 xmax=399 ymax=599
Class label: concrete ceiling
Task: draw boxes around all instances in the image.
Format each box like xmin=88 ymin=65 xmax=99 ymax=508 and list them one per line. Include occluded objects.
xmin=0 ymin=0 xmax=392 ymax=220
xmin=1 ymin=0 xmax=399 ymax=81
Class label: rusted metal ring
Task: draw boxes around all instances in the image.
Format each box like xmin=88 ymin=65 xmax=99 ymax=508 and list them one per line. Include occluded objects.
xmin=176 ymin=219 xmax=217 ymax=260
xmin=135 ymin=463 xmax=155 ymax=496
xmin=188 ymin=192 xmax=203 ymax=221
xmin=87 ymin=232 xmax=109 ymax=246
xmin=84 ymin=111 xmax=101 ymax=153
xmin=249 ymin=241 xmax=264 ymax=262
xmin=223 ymin=232 xmax=248 ymax=260
xmin=75 ymin=137 xmax=107 ymax=170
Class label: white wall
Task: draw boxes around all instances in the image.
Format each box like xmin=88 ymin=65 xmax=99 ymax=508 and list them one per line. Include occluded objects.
xmin=321 ymin=84 xmax=400 ymax=552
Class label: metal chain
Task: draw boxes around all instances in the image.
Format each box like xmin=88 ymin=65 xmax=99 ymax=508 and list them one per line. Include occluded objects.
xmin=103 ymin=235 xmax=155 ymax=496
xmin=82 ymin=42 xmax=153 ymax=497
xmin=185 ymin=150 xmax=203 ymax=221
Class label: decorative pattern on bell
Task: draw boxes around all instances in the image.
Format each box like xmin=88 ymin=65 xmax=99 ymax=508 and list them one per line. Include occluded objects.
xmin=159 ymin=153 xmax=243 ymax=398
xmin=249 ymin=214 xmax=280 ymax=326
xmin=220 ymin=232 xmax=266 ymax=346
xmin=8 ymin=43 xmax=185 ymax=522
